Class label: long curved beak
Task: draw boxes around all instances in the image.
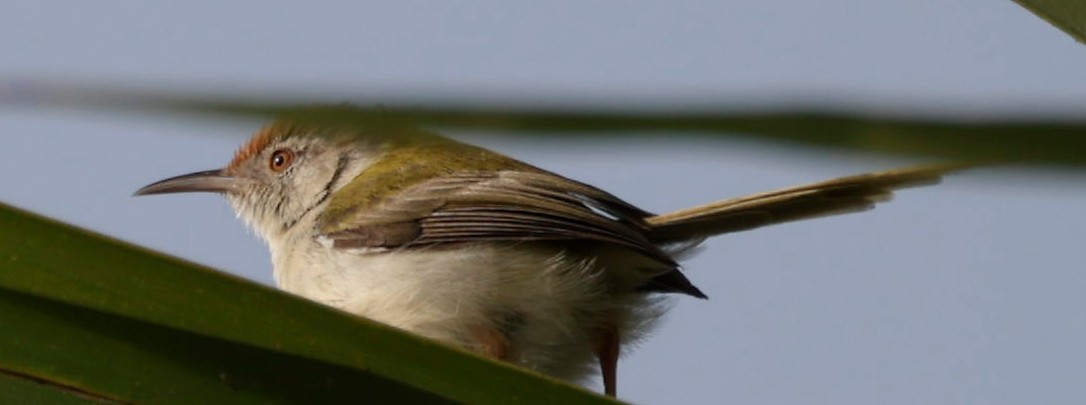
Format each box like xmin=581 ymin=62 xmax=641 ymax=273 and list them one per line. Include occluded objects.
xmin=134 ymin=169 xmax=242 ymax=196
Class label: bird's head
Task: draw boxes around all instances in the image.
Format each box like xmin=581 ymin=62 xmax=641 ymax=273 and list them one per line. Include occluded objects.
xmin=135 ymin=111 xmax=522 ymax=244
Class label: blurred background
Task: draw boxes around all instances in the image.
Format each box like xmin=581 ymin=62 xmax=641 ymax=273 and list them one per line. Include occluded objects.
xmin=2 ymin=1 xmax=1085 ymax=404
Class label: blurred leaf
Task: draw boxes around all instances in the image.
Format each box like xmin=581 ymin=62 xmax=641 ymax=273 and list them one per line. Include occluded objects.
xmin=1015 ymin=0 xmax=1086 ymax=43
xmin=271 ymin=105 xmax=1086 ymax=166
xmin=0 ymin=202 xmax=613 ymax=404
xmin=4 ymin=80 xmax=1085 ymax=167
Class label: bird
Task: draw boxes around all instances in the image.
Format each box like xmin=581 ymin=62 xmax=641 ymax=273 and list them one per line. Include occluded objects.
xmin=135 ymin=109 xmax=961 ymax=397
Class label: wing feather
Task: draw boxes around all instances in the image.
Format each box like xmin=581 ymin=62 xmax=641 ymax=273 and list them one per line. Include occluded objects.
xmin=321 ymin=171 xmax=674 ymax=264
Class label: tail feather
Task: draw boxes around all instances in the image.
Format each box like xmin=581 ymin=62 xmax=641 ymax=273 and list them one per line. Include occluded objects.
xmin=645 ymin=163 xmax=969 ymax=242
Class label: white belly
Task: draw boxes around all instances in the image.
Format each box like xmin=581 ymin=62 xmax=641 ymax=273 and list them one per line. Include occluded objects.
xmin=270 ymin=240 xmax=669 ymax=382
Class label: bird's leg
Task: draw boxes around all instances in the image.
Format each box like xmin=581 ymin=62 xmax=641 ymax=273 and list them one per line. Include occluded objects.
xmin=472 ymin=324 xmax=510 ymax=360
xmin=594 ymin=327 xmax=620 ymax=397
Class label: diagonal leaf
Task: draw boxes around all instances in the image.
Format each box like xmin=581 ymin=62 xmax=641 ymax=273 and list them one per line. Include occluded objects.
xmin=0 ymin=289 xmax=448 ymax=404
xmin=0 ymin=202 xmax=614 ymax=404
xmin=1015 ymin=0 xmax=1086 ymax=44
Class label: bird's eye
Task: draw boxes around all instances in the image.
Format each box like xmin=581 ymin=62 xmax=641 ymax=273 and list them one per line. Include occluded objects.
xmin=269 ymin=149 xmax=295 ymax=172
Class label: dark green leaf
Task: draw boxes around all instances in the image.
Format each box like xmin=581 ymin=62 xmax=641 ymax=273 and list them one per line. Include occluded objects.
xmin=0 ymin=370 xmax=115 ymax=405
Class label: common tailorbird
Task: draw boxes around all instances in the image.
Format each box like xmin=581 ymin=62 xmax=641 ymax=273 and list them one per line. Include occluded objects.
xmin=136 ymin=111 xmax=961 ymax=397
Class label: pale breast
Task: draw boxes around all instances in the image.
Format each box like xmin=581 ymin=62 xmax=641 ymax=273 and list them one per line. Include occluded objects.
xmin=271 ymin=238 xmax=670 ymax=382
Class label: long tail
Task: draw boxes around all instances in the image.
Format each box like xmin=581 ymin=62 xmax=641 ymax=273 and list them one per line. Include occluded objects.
xmin=645 ymin=163 xmax=970 ymax=242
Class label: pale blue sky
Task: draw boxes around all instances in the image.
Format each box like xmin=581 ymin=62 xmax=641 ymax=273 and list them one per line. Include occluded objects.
xmin=2 ymin=1 xmax=1085 ymax=404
